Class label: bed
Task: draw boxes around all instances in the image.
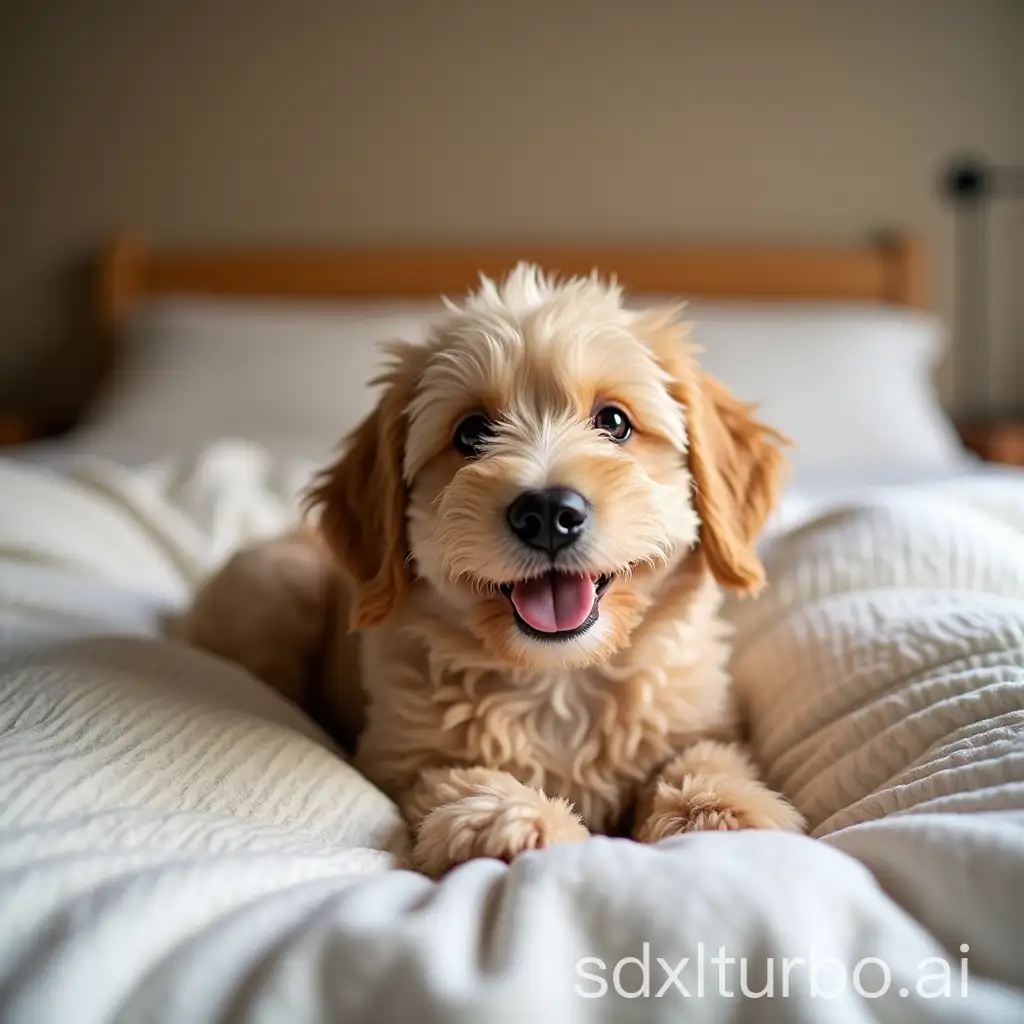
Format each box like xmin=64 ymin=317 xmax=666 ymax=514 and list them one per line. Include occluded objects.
xmin=1 ymin=233 xmax=1022 ymax=1023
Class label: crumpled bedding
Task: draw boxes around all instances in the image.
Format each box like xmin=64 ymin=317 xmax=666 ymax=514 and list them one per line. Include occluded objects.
xmin=1 ymin=441 xmax=1022 ymax=1023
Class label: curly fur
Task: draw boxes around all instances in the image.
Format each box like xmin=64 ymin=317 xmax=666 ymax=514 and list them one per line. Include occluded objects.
xmin=180 ymin=264 xmax=804 ymax=877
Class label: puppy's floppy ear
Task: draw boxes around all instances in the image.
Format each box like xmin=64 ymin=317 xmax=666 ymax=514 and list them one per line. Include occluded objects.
xmin=304 ymin=347 xmax=420 ymax=630
xmin=683 ymin=371 xmax=789 ymax=592
xmin=643 ymin=315 xmax=790 ymax=594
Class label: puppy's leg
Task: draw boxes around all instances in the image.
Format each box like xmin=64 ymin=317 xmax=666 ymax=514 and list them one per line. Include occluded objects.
xmin=178 ymin=526 xmax=337 ymax=712
xmin=404 ymin=767 xmax=590 ymax=878
xmin=633 ymin=740 xmax=804 ymax=843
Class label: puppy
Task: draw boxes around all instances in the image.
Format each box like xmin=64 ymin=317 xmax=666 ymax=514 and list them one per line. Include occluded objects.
xmin=181 ymin=264 xmax=804 ymax=877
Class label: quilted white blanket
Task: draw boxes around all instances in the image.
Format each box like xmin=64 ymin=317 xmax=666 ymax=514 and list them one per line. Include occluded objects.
xmin=1 ymin=442 xmax=1023 ymax=1023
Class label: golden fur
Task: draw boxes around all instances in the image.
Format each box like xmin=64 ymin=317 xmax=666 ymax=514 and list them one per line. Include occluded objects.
xmin=181 ymin=265 xmax=804 ymax=877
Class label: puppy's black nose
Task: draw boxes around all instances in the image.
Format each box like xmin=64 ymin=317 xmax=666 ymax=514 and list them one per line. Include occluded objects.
xmin=507 ymin=488 xmax=589 ymax=554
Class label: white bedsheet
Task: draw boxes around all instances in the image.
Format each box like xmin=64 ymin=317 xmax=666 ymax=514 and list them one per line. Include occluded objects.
xmin=1 ymin=442 xmax=1023 ymax=1023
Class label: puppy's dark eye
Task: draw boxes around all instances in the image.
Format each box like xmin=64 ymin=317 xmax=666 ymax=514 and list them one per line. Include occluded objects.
xmin=453 ymin=413 xmax=494 ymax=457
xmin=593 ymin=405 xmax=632 ymax=442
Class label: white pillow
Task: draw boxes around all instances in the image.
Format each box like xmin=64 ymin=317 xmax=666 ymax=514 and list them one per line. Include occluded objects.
xmin=76 ymin=296 xmax=967 ymax=478
xmin=677 ymin=301 xmax=968 ymax=478
xmin=76 ymin=297 xmax=444 ymax=464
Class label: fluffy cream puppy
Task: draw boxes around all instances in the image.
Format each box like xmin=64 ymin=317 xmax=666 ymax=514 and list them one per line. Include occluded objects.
xmin=182 ymin=265 xmax=804 ymax=876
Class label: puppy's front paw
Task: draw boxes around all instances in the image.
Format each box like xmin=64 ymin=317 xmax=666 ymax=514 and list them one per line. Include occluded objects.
xmin=412 ymin=789 xmax=590 ymax=878
xmin=635 ymin=775 xmax=804 ymax=844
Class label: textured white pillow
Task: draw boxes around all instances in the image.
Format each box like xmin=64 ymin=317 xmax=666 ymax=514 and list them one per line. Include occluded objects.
xmin=76 ymin=296 xmax=967 ymax=477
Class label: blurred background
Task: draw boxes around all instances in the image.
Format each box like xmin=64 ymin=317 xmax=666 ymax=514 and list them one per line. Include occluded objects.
xmin=1 ymin=0 xmax=1022 ymax=431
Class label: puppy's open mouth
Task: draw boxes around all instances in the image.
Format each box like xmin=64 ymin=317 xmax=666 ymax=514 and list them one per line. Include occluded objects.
xmin=498 ymin=572 xmax=613 ymax=642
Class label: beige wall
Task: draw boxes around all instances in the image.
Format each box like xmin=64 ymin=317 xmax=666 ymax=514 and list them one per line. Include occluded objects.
xmin=2 ymin=0 xmax=1022 ymax=420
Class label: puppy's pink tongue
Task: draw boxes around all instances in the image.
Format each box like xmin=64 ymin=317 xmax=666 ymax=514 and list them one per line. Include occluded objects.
xmin=511 ymin=572 xmax=596 ymax=633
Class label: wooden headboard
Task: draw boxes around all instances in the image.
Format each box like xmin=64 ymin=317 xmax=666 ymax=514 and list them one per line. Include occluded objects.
xmin=99 ymin=231 xmax=928 ymax=337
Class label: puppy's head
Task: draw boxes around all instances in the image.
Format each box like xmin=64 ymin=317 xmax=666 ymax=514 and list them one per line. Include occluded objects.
xmin=307 ymin=265 xmax=787 ymax=669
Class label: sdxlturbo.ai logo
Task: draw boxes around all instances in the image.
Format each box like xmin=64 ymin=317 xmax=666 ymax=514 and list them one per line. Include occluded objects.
xmin=575 ymin=943 xmax=970 ymax=1001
